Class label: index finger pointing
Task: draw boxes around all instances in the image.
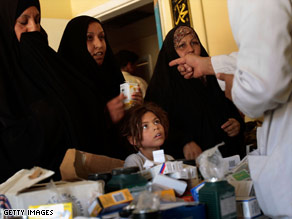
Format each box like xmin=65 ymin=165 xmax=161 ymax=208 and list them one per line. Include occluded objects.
xmin=169 ymin=57 xmax=185 ymax=67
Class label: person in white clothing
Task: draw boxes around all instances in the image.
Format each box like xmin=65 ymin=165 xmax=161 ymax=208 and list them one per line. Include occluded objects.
xmin=121 ymin=102 xmax=174 ymax=170
xmin=169 ymin=0 xmax=292 ymax=217
xmin=170 ymin=51 xmax=237 ymax=98
xmin=211 ymin=52 xmax=237 ymax=91
xmin=116 ymin=50 xmax=148 ymax=97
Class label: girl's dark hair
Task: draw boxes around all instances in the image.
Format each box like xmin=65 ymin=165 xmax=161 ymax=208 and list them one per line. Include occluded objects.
xmin=120 ymin=102 xmax=169 ymax=150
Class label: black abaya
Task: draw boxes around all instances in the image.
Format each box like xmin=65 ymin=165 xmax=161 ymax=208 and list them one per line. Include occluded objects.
xmin=0 ymin=0 xmax=111 ymax=182
xmin=58 ymin=16 xmax=131 ymax=159
xmin=58 ymin=16 xmax=125 ymax=102
xmin=145 ymin=25 xmax=246 ymax=159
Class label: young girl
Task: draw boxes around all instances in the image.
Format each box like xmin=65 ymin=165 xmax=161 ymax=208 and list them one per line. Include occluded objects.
xmin=121 ymin=102 xmax=174 ymax=170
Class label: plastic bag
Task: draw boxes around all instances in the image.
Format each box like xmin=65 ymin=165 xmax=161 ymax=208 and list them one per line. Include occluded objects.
xmin=197 ymin=142 xmax=229 ymax=181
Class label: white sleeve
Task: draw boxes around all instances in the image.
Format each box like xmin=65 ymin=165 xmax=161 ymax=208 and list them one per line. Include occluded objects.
xmin=124 ymin=154 xmax=144 ymax=170
xmin=211 ymin=52 xmax=238 ymax=74
xmin=211 ymin=52 xmax=238 ymax=91
xmin=229 ymin=0 xmax=292 ymax=118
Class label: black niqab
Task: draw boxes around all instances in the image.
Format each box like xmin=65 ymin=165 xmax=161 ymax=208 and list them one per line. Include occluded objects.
xmin=145 ymin=25 xmax=245 ymax=159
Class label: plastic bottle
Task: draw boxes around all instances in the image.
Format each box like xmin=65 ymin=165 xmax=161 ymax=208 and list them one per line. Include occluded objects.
xmin=199 ymin=180 xmax=237 ymax=219
xmin=106 ymin=167 xmax=148 ymax=192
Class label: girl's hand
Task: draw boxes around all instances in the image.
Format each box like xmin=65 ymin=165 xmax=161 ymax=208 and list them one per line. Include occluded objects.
xmin=221 ymin=118 xmax=240 ymax=137
xmin=183 ymin=141 xmax=202 ymax=160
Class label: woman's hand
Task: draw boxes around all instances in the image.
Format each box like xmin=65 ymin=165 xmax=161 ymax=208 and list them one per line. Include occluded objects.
xmin=183 ymin=141 xmax=203 ymax=160
xmin=221 ymin=118 xmax=240 ymax=137
xmin=106 ymin=93 xmax=126 ymax=123
xmin=131 ymin=87 xmax=143 ymax=105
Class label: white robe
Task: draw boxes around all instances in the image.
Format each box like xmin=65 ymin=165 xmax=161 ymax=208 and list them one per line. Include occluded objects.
xmin=228 ymin=0 xmax=292 ymax=217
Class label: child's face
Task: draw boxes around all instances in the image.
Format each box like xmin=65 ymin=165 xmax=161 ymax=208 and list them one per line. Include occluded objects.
xmin=140 ymin=112 xmax=165 ymax=148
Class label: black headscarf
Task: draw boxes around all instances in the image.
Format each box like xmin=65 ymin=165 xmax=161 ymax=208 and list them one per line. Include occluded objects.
xmin=58 ymin=16 xmax=132 ymax=159
xmin=15 ymin=0 xmax=40 ymax=19
xmin=0 ymin=0 xmax=112 ymax=182
xmin=145 ymin=25 xmax=245 ymax=159
xmin=58 ymin=16 xmax=125 ymax=102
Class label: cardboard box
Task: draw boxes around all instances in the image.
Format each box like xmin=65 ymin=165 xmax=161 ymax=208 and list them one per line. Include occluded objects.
xmin=99 ymin=189 xmax=133 ymax=214
xmin=155 ymin=189 xmax=176 ymax=202
xmin=28 ymin=202 xmax=73 ymax=219
xmin=60 ymin=148 xmax=124 ymax=181
xmin=236 ymin=196 xmax=262 ymax=218
xmin=0 ymin=167 xmax=104 ymax=217
xmin=88 ymin=189 xmax=133 ymax=216
xmin=8 ymin=181 xmax=103 ymax=217
xmin=190 ymin=181 xmax=205 ymax=202
xmin=228 ymin=180 xmax=254 ymax=197
xmin=143 ymin=161 xmax=184 ymax=179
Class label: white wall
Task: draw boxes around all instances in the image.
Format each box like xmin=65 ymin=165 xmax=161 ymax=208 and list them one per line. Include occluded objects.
xmin=41 ymin=18 xmax=69 ymax=51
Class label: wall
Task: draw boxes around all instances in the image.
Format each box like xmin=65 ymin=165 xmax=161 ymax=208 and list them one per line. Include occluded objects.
xmin=159 ymin=0 xmax=238 ymax=56
xmin=39 ymin=0 xmax=110 ymax=50
xmin=41 ymin=18 xmax=69 ymax=51
xmin=40 ymin=0 xmax=109 ymax=18
xmin=40 ymin=0 xmax=237 ymax=63
xmin=40 ymin=0 xmax=72 ymax=19
xmin=71 ymin=0 xmax=109 ymax=17
xmin=202 ymin=0 xmax=238 ymax=55
xmin=105 ymin=15 xmax=159 ymax=78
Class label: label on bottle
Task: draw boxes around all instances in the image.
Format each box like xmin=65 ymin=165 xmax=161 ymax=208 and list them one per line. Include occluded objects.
xmin=220 ymin=195 xmax=236 ymax=217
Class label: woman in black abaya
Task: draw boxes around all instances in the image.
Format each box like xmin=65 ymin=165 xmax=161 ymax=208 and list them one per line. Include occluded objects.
xmin=58 ymin=16 xmax=143 ymax=158
xmin=58 ymin=16 xmax=125 ymax=106
xmin=145 ymin=25 xmax=245 ymax=160
xmin=0 ymin=0 xmax=116 ymax=182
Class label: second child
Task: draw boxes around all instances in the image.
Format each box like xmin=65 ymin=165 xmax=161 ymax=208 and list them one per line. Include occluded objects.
xmin=121 ymin=102 xmax=174 ymax=170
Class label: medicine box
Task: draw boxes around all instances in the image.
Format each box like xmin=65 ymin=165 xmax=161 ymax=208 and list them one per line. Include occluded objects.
xmin=120 ymin=82 xmax=139 ymax=109
xmin=236 ymin=196 xmax=262 ymax=218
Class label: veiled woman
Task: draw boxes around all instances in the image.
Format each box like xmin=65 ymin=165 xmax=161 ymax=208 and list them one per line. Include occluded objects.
xmin=58 ymin=16 xmax=143 ymax=159
xmin=0 ymin=0 xmax=118 ymax=182
xmin=145 ymin=25 xmax=245 ymax=160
